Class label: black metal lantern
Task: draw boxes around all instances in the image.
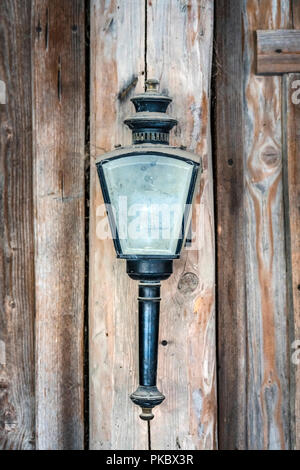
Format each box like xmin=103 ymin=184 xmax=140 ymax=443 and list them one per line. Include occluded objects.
xmin=96 ymin=79 xmax=201 ymax=421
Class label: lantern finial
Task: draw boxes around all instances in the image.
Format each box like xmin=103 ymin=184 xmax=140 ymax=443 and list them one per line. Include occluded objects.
xmin=145 ymin=78 xmax=160 ymax=92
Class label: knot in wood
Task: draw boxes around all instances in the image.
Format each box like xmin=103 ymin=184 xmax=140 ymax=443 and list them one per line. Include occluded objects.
xmin=177 ymin=272 xmax=199 ymax=294
xmin=261 ymin=146 xmax=281 ymax=168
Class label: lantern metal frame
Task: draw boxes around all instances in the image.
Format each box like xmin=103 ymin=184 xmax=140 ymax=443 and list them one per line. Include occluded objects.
xmin=97 ymin=149 xmax=200 ymax=260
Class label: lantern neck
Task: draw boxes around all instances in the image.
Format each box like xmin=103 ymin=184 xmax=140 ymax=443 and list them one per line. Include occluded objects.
xmin=126 ymin=259 xmax=173 ymax=282
xmin=124 ymin=79 xmax=177 ymax=145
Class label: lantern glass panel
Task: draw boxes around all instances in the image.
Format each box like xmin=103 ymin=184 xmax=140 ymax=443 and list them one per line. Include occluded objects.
xmin=101 ymin=154 xmax=196 ymax=257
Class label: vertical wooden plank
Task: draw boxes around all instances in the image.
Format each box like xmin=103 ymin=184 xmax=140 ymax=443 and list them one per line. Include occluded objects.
xmin=292 ymin=0 xmax=300 ymax=27
xmin=214 ymin=0 xmax=247 ymax=450
xmin=291 ymin=2 xmax=300 ymax=450
xmin=0 ymin=0 xmax=35 ymax=450
xmin=33 ymin=0 xmax=85 ymax=449
xmin=291 ymin=5 xmax=300 ymax=452
xmin=89 ymin=0 xmax=148 ymax=449
xmin=283 ymin=73 xmax=300 ymax=450
xmin=147 ymin=0 xmax=217 ymax=450
xmin=244 ymin=0 xmax=291 ymax=450
xmin=216 ymin=0 xmax=292 ymax=450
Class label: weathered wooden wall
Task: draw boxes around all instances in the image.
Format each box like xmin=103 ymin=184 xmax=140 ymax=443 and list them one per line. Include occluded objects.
xmin=0 ymin=0 xmax=35 ymax=450
xmin=215 ymin=0 xmax=299 ymax=450
xmin=89 ymin=0 xmax=216 ymax=450
xmin=89 ymin=0 xmax=147 ymax=450
xmin=284 ymin=72 xmax=300 ymax=451
xmin=33 ymin=0 xmax=85 ymax=449
xmin=0 ymin=0 xmax=85 ymax=450
xmin=146 ymin=0 xmax=216 ymax=450
xmin=0 ymin=0 xmax=299 ymax=450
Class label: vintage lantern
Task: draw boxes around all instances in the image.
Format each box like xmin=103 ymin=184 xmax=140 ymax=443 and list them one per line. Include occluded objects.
xmin=96 ymin=79 xmax=201 ymax=421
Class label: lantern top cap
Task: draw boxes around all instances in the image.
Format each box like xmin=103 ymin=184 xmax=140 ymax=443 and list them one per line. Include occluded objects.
xmin=124 ymin=78 xmax=177 ymax=145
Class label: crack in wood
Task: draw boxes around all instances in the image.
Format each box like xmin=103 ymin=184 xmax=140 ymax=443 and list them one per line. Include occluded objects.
xmin=45 ymin=7 xmax=49 ymax=50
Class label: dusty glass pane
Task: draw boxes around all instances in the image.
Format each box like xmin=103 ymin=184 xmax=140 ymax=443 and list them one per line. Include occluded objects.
xmin=103 ymin=154 xmax=194 ymax=256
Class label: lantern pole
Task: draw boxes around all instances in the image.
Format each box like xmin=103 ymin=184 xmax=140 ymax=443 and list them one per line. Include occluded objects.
xmin=127 ymin=259 xmax=173 ymax=420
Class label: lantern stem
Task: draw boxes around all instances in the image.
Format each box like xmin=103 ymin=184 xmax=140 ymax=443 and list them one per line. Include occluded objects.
xmin=127 ymin=259 xmax=173 ymax=420
xmin=130 ymin=281 xmax=165 ymax=420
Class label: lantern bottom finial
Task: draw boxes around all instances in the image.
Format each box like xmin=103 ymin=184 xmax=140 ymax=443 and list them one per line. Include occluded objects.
xmin=130 ymin=385 xmax=165 ymax=421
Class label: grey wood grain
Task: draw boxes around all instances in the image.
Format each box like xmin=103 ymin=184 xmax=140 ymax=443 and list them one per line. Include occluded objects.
xmin=215 ymin=0 xmax=247 ymax=450
xmin=0 ymin=0 xmax=35 ymax=450
xmin=33 ymin=0 xmax=85 ymax=450
xmin=242 ymin=0 xmax=290 ymax=449
xmin=292 ymin=0 xmax=300 ymax=28
xmin=282 ymin=73 xmax=300 ymax=450
xmin=215 ymin=0 xmax=292 ymax=449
